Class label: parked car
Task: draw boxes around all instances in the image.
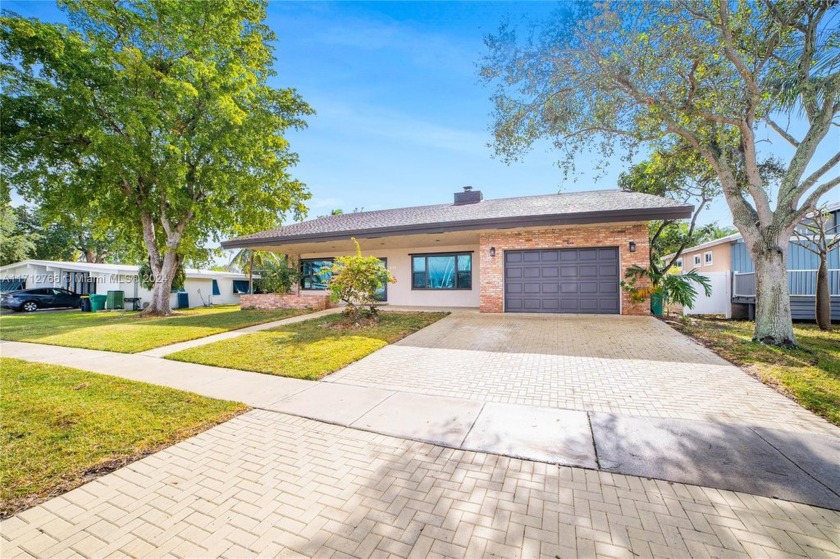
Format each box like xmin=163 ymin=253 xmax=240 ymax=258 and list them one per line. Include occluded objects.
xmin=0 ymin=288 xmax=82 ymax=312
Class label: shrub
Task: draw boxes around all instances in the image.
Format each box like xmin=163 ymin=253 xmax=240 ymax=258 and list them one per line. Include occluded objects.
xmin=254 ymin=256 xmax=298 ymax=294
xmin=621 ymin=265 xmax=712 ymax=316
xmin=325 ymin=239 xmax=395 ymax=321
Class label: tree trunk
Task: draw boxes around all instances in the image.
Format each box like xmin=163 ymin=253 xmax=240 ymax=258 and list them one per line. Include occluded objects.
xmin=139 ymin=211 xmax=180 ymax=317
xmin=753 ymin=245 xmax=796 ymax=346
xmin=142 ymin=249 xmax=179 ymax=316
xmin=815 ymin=255 xmax=831 ymax=331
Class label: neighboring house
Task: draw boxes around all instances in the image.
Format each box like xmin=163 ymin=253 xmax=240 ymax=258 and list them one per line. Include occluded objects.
xmin=0 ymin=260 xmax=253 ymax=309
xmin=676 ymin=201 xmax=840 ymax=320
xmin=222 ymin=188 xmax=692 ymax=315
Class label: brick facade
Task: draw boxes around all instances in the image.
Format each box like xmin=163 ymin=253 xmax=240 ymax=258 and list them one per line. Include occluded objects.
xmin=240 ymin=293 xmax=331 ymax=311
xmin=478 ymin=223 xmax=650 ymax=315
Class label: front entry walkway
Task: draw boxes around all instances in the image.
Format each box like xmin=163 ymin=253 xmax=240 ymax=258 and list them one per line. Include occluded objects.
xmin=3 ymin=411 xmax=839 ymax=559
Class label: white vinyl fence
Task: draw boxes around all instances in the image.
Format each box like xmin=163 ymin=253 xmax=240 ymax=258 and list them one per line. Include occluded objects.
xmin=683 ymin=271 xmax=731 ymax=318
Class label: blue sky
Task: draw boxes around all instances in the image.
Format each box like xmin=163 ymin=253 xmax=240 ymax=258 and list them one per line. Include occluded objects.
xmin=7 ymin=1 xmax=838 ymax=235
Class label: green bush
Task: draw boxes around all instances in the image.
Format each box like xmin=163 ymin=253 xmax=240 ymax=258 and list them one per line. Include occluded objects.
xmin=254 ymin=256 xmax=298 ymax=294
xmin=621 ymin=265 xmax=712 ymax=315
xmin=325 ymin=239 xmax=395 ymax=321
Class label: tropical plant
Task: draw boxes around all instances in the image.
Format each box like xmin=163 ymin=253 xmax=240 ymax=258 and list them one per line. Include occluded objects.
xmin=254 ymin=256 xmax=298 ymax=295
xmin=621 ymin=265 xmax=712 ymax=316
xmin=325 ymin=239 xmax=395 ymax=321
xmin=481 ymin=1 xmax=839 ymax=346
xmin=793 ymin=208 xmax=840 ymax=331
xmin=228 ymin=250 xmax=284 ymax=295
xmin=1 ymin=0 xmax=313 ymax=316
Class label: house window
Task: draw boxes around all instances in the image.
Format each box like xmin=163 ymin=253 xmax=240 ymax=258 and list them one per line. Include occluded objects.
xmin=212 ymin=279 xmax=220 ymax=296
xmin=675 ymin=258 xmax=683 ymax=269
xmin=299 ymin=258 xmax=334 ymax=290
xmin=374 ymin=258 xmax=388 ymax=301
xmin=411 ymin=253 xmax=472 ymax=290
xmin=232 ymin=280 xmax=250 ymax=294
xmin=704 ymin=251 xmax=713 ymax=265
xmin=0 ymin=277 xmax=26 ymax=292
xmin=693 ymin=254 xmax=702 ymax=267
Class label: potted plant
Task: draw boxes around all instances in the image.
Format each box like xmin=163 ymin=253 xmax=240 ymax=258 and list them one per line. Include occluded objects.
xmin=621 ymin=265 xmax=712 ymax=317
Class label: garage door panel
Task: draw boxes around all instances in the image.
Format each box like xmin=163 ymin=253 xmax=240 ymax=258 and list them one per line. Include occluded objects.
xmin=579 ymin=282 xmax=598 ymax=294
xmin=559 ymin=282 xmax=579 ymax=294
xmin=600 ymin=300 xmax=619 ymax=312
xmin=505 ymin=247 xmax=619 ymax=315
xmin=523 ymin=299 xmax=542 ymax=310
xmin=600 ymin=264 xmax=618 ymax=276
xmin=579 ymin=265 xmax=598 ymax=277
xmin=599 ymin=281 xmax=618 ymax=293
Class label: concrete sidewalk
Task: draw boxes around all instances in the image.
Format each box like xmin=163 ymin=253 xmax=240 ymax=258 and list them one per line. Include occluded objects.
xmin=137 ymin=306 xmax=343 ymax=357
xmin=3 ymin=340 xmax=839 ymax=510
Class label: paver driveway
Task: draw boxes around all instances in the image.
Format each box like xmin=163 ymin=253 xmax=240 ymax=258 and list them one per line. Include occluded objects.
xmin=326 ymin=312 xmax=837 ymax=436
xmin=4 ymin=411 xmax=839 ymax=559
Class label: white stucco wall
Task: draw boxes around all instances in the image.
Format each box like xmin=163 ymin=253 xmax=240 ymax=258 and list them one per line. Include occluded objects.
xmin=1 ymin=261 xmax=246 ymax=309
xmin=299 ymin=244 xmax=480 ymax=308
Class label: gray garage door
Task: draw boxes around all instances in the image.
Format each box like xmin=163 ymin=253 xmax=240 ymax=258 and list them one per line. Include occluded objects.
xmin=504 ymin=248 xmax=620 ymax=314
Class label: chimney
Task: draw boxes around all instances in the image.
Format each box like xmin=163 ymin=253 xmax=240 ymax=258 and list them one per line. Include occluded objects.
xmin=453 ymin=186 xmax=483 ymax=205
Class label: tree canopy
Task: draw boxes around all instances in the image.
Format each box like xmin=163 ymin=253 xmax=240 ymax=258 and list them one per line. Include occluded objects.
xmin=1 ymin=0 xmax=313 ymax=313
xmin=482 ymin=0 xmax=839 ymax=345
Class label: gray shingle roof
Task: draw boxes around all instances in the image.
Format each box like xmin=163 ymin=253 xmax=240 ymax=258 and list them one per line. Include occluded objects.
xmin=222 ymin=189 xmax=692 ymax=248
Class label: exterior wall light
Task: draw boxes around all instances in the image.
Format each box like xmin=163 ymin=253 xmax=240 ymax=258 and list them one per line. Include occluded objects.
xmin=489 ymin=247 xmax=496 ymax=257
xmin=629 ymin=241 xmax=637 ymax=253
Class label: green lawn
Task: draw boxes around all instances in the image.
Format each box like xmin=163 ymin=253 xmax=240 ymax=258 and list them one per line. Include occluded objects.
xmin=1 ymin=358 xmax=246 ymax=518
xmin=673 ymin=318 xmax=840 ymax=426
xmin=166 ymin=311 xmax=448 ymax=380
xmin=0 ymin=305 xmax=310 ymax=353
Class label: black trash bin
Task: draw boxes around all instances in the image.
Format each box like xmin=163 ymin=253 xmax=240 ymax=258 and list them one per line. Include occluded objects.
xmin=79 ymin=296 xmax=91 ymax=312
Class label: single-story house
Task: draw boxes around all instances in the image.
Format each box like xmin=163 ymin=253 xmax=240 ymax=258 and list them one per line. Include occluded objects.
xmin=0 ymin=259 xmax=253 ymax=309
xmin=674 ymin=201 xmax=839 ymax=320
xmin=222 ymin=188 xmax=692 ymax=315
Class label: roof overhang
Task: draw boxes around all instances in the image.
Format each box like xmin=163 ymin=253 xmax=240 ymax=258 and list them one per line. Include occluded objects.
xmin=222 ymin=205 xmax=693 ymax=250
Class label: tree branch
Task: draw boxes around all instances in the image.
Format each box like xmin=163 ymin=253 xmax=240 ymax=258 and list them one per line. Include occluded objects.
xmin=800 ymin=151 xmax=840 ymax=192
xmin=791 ymin=175 xmax=840 ymax=225
xmin=765 ymin=118 xmax=800 ymax=147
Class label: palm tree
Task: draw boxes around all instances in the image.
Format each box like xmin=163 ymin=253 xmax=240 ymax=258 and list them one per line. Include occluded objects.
xmin=227 ymin=249 xmax=282 ymax=294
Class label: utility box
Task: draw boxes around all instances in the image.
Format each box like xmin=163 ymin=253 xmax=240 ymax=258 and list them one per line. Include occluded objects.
xmin=106 ymin=290 xmax=125 ymax=310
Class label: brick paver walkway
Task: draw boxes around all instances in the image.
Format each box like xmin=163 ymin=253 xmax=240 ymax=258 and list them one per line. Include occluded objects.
xmin=327 ymin=313 xmax=838 ymax=435
xmin=3 ymin=411 xmax=839 ymax=559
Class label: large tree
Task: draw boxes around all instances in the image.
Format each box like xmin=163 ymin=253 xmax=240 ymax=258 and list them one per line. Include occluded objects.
xmin=482 ymin=1 xmax=839 ymax=346
xmin=1 ymin=0 xmax=312 ymax=314
xmin=0 ymin=204 xmax=39 ymax=266
xmin=11 ymin=205 xmax=129 ymax=263
xmin=618 ymin=141 xmax=720 ymax=275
